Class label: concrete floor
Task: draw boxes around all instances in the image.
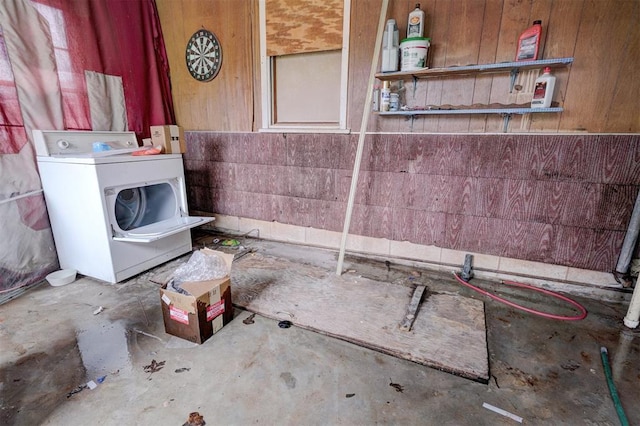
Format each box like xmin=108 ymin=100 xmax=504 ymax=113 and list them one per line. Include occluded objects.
xmin=1 ymin=234 xmax=639 ymax=425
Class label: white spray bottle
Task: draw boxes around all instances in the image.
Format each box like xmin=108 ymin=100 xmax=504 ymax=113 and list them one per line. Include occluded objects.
xmin=381 ymin=19 xmax=399 ymax=72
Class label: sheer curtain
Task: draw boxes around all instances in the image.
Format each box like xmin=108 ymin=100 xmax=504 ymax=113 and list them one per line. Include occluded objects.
xmin=0 ymin=0 xmax=175 ymax=293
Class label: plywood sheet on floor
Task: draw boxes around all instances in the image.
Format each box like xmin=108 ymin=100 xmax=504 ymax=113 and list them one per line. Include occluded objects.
xmin=230 ymin=253 xmax=489 ymax=382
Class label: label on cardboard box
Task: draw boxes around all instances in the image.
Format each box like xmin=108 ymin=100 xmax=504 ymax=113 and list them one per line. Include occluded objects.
xmin=206 ymin=299 xmax=225 ymax=321
xmin=170 ymin=305 xmax=190 ymax=325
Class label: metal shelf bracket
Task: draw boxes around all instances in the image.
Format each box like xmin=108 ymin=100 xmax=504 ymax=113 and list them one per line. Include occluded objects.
xmin=509 ymin=69 xmax=519 ymax=93
xmin=501 ymin=113 xmax=512 ymax=132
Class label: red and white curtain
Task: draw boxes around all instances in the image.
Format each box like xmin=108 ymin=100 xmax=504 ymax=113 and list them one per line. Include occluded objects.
xmin=0 ymin=0 xmax=175 ymax=293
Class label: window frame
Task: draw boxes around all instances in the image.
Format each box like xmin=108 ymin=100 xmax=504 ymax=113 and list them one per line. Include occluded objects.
xmin=258 ymin=0 xmax=351 ymax=133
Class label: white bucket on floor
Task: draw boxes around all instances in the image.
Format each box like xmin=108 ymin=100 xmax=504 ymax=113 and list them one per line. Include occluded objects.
xmin=46 ymin=269 xmax=77 ymax=286
xmin=401 ymin=37 xmax=430 ymax=71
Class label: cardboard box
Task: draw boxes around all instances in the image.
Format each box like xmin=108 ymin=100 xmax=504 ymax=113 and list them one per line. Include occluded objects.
xmin=160 ymin=249 xmax=234 ymax=344
xmin=150 ymin=125 xmax=185 ymax=154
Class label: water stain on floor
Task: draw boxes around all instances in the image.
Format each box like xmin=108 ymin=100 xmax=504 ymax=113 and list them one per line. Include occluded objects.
xmin=0 ymin=334 xmax=85 ymax=426
xmin=76 ymin=320 xmax=131 ymax=380
xmin=280 ymin=372 xmax=297 ymax=389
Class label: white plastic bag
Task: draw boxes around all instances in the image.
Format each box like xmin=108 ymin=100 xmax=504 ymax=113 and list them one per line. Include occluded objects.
xmin=168 ymin=251 xmax=228 ymax=294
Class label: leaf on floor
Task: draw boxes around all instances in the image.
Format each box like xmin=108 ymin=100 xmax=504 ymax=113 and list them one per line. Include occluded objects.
xmin=66 ymin=384 xmax=88 ymax=398
xmin=389 ymin=381 xmax=404 ymax=393
xmin=182 ymin=411 xmax=206 ymax=426
xmin=143 ymin=359 xmax=166 ymax=374
xmin=243 ymin=313 xmax=256 ymax=325
xmin=560 ymin=360 xmax=581 ymax=371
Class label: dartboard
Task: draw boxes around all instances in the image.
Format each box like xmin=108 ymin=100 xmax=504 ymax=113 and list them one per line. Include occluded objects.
xmin=185 ymin=29 xmax=222 ymax=82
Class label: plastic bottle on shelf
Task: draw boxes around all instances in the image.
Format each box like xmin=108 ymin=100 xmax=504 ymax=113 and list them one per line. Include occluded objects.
xmin=381 ymin=19 xmax=399 ymax=72
xmin=389 ymin=92 xmax=400 ymax=111
xmin=515 ymin=20 xmax=542 ymax=61
xmin=407 ymin=4 xmax=425 ymax=38
xmin=380 ymin=81 xmax=391 ymax=112
xmin=531 ymin=67 xmax=556 ymax=108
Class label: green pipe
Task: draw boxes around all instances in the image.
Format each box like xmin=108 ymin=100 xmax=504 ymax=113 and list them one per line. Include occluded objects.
xmin=600 ymin=346 xmax=629 ymax=426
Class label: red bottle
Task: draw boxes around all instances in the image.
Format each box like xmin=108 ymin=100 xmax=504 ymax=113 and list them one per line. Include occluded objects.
xmin=515 ymin=20 xmax=542 ymax=61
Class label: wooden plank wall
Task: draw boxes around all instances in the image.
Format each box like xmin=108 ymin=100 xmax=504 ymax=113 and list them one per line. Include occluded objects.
xmin=184 ymin=132 xmax=640 ymax=272
xmin=350 ymin=0 xmax=640 ymax=133
xmin=155 ymin=0 xmax=254 ymax=131
xmin=157 ymin=0 xmax=640 ymax=274
xmin=157 ymin=0 xmax=639 ymax=133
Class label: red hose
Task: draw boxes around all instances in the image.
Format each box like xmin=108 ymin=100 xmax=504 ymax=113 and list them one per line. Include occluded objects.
xmin=453 ymin=272 xmax=587 ymax=321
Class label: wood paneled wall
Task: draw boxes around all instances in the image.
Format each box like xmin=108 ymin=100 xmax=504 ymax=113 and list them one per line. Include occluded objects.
xmin=357 ymin=0 xmax=640 ymax=133
xmin=157 ymin=0 xmax=639 ymax=133
xmin=185 ymin=132 xmax=640 ymax=272
xmin=157 ymin=0 xmax=640 ymax=275
xmin=155 ymin=0 xmax=254 ymax=131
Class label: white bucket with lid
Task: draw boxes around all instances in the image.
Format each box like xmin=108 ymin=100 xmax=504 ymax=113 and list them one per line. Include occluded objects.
xmin=400 ymin=37 xmax=430 ymax=71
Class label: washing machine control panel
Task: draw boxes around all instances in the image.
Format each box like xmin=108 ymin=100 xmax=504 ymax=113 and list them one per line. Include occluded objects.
xmin=33 ymin=130 xmax=139 ymax=157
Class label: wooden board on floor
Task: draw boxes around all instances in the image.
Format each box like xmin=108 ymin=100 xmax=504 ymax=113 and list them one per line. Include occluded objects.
xmin=399 ymin=285 xmax=426 ymax=331
xmin=230 ymin=253 xmax=489 ymax=383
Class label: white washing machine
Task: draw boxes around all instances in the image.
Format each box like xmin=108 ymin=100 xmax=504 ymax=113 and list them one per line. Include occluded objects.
xmin=34 ymin=130 xmax=213 ymax=283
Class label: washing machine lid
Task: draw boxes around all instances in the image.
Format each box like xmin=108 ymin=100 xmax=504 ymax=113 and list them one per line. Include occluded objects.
xmin=112 ymin=216 xmax=213 ymax=243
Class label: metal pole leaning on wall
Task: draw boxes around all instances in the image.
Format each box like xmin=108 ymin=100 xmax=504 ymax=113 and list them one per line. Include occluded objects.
xmin=336 ymin=0 xmax=389 ymax=275
xmin=623 ymin=188 xmax=640 ymax=328
xmin=617 ymin=188 xmax=640 ymax=280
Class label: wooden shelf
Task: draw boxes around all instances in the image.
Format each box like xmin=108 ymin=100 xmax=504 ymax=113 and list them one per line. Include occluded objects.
xmin=375 ymin=57 xmax=574 ymax=81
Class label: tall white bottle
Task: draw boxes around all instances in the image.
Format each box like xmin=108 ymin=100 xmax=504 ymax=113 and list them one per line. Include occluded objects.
xmin=407 ymin=3 xmax=425 ymax=38
xmin=531 ymin=67 xmax=556 ymax=108
xmin=381 ymin=19 xmax=399 ymax=72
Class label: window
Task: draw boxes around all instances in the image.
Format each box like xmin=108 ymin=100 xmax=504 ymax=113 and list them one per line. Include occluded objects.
xmin=259 ymin=0 xmax=351 ymax=132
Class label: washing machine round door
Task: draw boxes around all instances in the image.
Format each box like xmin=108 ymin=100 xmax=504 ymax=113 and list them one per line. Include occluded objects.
xmin=115 ymin=188 xmax=148 ymax=231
